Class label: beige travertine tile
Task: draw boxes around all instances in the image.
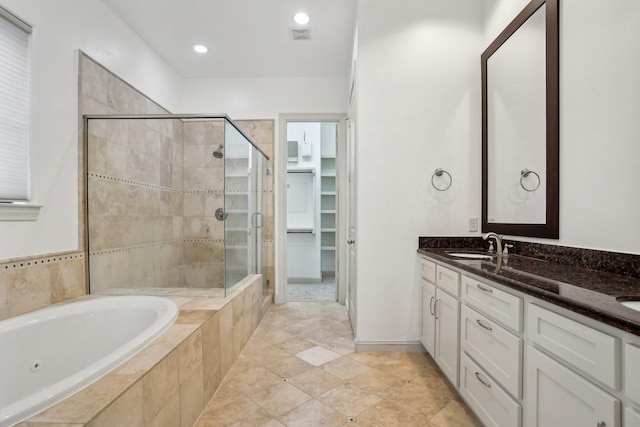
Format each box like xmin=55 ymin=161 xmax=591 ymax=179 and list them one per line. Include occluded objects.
xmin=225 ymin=366 xmax=282 ymax=396
xmin=6 ymin=264 xmax=51 ymax=318
xmin=322 ymin=356 xmax=370 ymax=380
xmin=385 ymin=380 xmax=452 ymax=419
xmin=250 ymin=381 xmax=312 ymax=416
xmin=278 ymin=399 xmax=347 ymax=427
xmin=27 ymin=373 xmax=139 ymax=423
xmin=18 ymin=423 xmax=84 ymax=427
xmin=178 ymin=330 xmax=202 ymax=383
xmin=195 ymin=394 xmax=272 ymax=427
xmin=262 ymin=354 xmax=314 ymax=379
xmin=318 ymin=383 xmax=382 ymax=418
xmin=356 ymin=398 xmax=426 ymax=427
xmin=146 ymin=392 xmax=180 ymax=427
xmin=174 ymin=309 xmax=215 ymax=325
xmin=289 ymin=367 xmax=344 ymax=397
xmin=258 ymin=420 xmax=285 ymax=427
xmin=426 ymin=399 xmax=483 ymax=427
xmin=202 ymin=344 xmax=221 ymax=404
xmin=87 ymin=381 xmax=144 ymax=427
xmin=179 ymin=364 xmax=204 ymax=427
xmin=142 ymin=350 xmax=180 ymax=422
xmin=348 ymin=367 xmax=407 ymax=396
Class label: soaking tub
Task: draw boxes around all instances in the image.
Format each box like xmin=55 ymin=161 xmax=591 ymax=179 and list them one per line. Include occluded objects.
xmin=0 ymin=296 xmax=178 ymax=427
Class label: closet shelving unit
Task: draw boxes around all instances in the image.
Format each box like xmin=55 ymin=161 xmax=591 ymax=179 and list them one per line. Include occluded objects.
xmin=320 ymin=144 xmax=336 ymax=276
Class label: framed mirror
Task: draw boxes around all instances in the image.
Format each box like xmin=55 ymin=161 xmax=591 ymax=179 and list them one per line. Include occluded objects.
xmin=481 ymin=0 xmax=559 ymax=238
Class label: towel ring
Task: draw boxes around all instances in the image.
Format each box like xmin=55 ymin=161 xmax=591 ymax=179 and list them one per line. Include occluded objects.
xmin=431 ymin=168 xmax=452 ymax=191
xmin=520 ymin=169 xmax=540 ymax=192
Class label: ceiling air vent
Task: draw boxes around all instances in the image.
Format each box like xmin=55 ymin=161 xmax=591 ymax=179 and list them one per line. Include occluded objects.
xmin=290 ymin=29 xmax=311 ymax=40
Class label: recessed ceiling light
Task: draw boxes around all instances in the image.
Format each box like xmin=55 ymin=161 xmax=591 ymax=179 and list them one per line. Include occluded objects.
xmin=193 ymin=44 xmax=208 ymax=54
xmin=293 ymin=12 xmax=310 ymax=25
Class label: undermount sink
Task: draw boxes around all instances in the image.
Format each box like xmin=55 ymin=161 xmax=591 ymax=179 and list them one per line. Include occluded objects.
xmin=446 ymin=252 xmax=494 ymax=260
xmin=618 ymin=298 xmax=640 ymax=312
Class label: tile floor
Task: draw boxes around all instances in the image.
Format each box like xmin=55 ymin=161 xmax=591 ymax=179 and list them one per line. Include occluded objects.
xmin=287 ymin=277 xmax=337 ymax=302
xmin=195 ymin=302 xmax=482 ymax=426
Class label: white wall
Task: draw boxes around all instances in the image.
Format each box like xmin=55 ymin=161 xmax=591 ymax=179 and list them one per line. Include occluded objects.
xmin=0 ymin=0 xmax=182 ymax=260
xmin=182 ymin=77 xmax=348 ymax=119
xmin=354 ymin=0 xmax=483 ymax=343
xmin=483 ymin=0 xmax=640 ymax=254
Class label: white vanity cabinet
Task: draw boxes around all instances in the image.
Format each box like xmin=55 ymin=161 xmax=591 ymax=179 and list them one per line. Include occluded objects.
xmin=417 ymin=252 xmax=640 ymax=427
xmin=420 ymin=257 xmax=460 ymax=387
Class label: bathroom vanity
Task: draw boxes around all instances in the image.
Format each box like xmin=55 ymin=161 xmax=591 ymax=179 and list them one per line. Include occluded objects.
xmin=417 ymin=242 xmax=640 ymax=427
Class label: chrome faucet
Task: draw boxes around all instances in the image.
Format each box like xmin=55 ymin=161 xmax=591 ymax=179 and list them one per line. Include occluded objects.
xmin=483 ymin=232 xmax=502 ymax=255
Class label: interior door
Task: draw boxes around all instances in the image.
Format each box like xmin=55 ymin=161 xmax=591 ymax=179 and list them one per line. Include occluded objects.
xmin=347 ymin=119 xmax=357 ymax=335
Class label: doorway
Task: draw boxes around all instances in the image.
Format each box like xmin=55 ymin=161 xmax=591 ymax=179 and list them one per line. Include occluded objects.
xmin=277 ymin=114 xmax=347 ymax=304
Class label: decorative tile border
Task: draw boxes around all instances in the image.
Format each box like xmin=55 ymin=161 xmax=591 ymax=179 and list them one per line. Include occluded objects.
xmin=1 ymin=251 xmax=84 ymax=270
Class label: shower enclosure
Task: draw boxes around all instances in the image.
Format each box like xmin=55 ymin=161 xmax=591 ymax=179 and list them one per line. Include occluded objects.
xmin=84 ymin=114 xmax=269 ymax=297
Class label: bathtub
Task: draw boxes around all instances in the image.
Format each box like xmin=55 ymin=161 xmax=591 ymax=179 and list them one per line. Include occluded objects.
xmin=0 ymin=295 xmax=178 ymax=427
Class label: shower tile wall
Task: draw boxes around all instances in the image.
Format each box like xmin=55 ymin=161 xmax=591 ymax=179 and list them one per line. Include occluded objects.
xmin=81 ymin=53 xmax=187 ymax=292
xmin=182 ymin=121 xmax=225 ymax=288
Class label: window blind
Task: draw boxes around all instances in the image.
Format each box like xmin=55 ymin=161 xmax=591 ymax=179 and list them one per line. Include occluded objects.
xmin=0 ymin=8 xmax=31 ymax=201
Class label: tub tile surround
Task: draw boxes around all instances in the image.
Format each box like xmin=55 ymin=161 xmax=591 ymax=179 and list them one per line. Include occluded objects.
xmin=18 ymin=275 xmax=269 ymax=427
xmin=418 ymin=236 xmax=640 ymax=335
xmin=0 ymin=252 xmax=85 ymax=321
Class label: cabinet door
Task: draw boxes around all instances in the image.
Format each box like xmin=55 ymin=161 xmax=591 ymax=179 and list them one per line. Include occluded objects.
xmin=526 ymin=346 xmax=620 ymax=427
xmin=421 ymin=280 xmax=436 ymax=356
xmin=624 ymin=407 xmax=640 ymax=427
xmin=435 ymin=289 xmax=460 ymax=387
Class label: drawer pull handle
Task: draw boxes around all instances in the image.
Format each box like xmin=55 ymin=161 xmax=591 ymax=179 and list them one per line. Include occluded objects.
xmin=597 ymin=422 xmax=606 ymax=427
xmin=429 ymin=296 xmax=435 ymax=315
xmin=476 ymin=319 xmax=493 ymax=331
xmin=477 ymin=284 xmax=493 ymax=293
xmin=474 ymin=371 xmax=492 ymax=388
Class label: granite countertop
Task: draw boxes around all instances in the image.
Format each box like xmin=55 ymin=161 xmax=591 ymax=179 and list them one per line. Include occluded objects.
xmin=417 ymin=246 xmax=640 ymax=337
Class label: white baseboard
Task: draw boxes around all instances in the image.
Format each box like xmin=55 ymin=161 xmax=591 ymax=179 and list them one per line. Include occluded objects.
xmin=354 ymin=340 xmax=426 ymax=353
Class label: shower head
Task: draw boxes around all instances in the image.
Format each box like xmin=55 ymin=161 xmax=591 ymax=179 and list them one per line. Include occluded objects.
xmin=212 ymin=144 xmax=224 ymax=159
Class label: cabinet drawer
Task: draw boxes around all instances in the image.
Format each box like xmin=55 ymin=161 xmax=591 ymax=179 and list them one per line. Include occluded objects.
xmin=461 ymin=304 xmax=522 ymax=398
xmin=528 ymin=304 xmax=619 ymax=389
xmin=625 ymin=344 xmax=640 ymax=404
xmin=461 ymin=275 xmax=522 ymax=332
xmin=460 ymin=352 xmax=521 ymax=427
xmin=420 ymin=257 xmax=436 ymax=283
xmin=436 ymin=264 xmax=460 ymax=297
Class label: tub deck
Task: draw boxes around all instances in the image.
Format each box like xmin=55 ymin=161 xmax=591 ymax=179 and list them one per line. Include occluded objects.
xmin=17 ymin=275 xmax=270 ymax=427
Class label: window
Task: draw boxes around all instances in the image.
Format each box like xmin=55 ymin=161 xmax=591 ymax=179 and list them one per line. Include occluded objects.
xmin=0 ymin=7 xmax=31 ymax=202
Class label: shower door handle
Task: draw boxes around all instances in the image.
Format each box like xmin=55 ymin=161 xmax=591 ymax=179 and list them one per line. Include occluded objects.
xmin=252 ymin=212 xmax=263 ymax=228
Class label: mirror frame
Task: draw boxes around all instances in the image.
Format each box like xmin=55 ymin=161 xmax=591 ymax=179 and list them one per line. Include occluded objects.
xmin=481 ymin=0 xmax=559 ymax=239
